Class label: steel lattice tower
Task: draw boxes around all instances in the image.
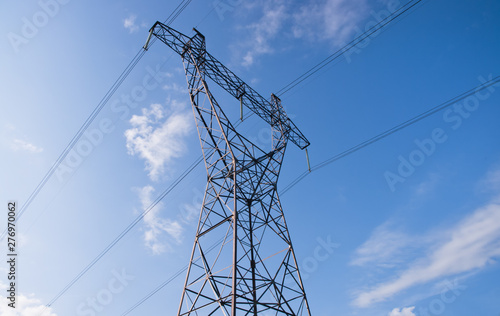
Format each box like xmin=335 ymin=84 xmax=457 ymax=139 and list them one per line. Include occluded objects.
xmin=145 ymin=22 xmax=312 ymax=315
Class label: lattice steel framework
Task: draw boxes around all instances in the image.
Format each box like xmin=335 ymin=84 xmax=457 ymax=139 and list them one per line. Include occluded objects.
xmin=145 ymin=22 xmax=312 ymax=316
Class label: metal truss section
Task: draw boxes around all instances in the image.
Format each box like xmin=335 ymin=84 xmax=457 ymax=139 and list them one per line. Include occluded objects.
xmin=146 ymin=22 xmax=312 ymax=316
xmin=146 ymin=22 xmax=310 ymax=150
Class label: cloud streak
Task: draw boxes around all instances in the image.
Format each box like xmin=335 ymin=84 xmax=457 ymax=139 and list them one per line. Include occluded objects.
xmin=241 ymin=1 xmax=287 ymax=67
xmin=352 ymin=198 xmax=500 ymax=307
xmin=292 ymin=0 xmax=368 ymax=45
xmin=351 ymin=222 xmax=412 ymax=268
xmin=237 ymin=0 xmax=369 ymax=66
xmin=123 ymin=14 xmax=139 ymax=33
xmin=136 ymin=185 xmax=184 ymax=254
xmin=11 ymin=139 xmax=43 ymax=153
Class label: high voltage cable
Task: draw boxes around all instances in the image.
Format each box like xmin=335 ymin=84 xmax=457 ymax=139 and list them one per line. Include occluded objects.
xmin=42 ymin=156 xmax=203 ymax=310
xmin=165 ymin=0 xmax=192 ymax=24
xmin=29 ymin=0 xmax=194 ymax=313
xmin=120 ymin=237 xmax=225 ymax=316
xmin=39 ymin=2 xmax=212 ymax=309
xmin=280 ymin=75 xmax=500 ymax=194
xmin=1 ymin=0 xmax=192 ymax=242
xmin=169 ymin=0 xmax=193 ymax=23
xmin=276 ymin=0 xmax=423 ymax=97
xmin=42 ymin=116 xmax=251 ymax=309
xmin=0 ymin=47 xmax=146 ymax=241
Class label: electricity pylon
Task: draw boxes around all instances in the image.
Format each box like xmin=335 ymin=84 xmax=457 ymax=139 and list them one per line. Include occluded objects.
xmin=145 ymin=22 xmax=312 ymax=315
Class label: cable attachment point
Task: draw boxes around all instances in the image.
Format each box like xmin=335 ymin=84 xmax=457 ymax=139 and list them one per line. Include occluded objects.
xmin=305 ymin=148 xmax=311 ymax=172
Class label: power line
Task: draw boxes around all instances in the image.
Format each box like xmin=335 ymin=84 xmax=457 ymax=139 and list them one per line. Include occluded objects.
xmin=42 ymin=112 xmax=253 ymax=309
xmin=32 ymin=1 xmax=194 ymax=313
xmin=168 ymin=0 xmax=194 ymax=24
xmin=43 ymin=156 xmax=202 ymax=309
xmin=280 ymin=75 xmax=500 ymax=194
xmin=276 ymin=0 xmax=424 ymax=97
xmin=164 ymin=0 xmax=192 ymax=25
xmin=1 ymin=0 xmax=193 ymax=242
xmin=116 ymin=114 xmax=264 ymax=316
xmin=196 ymin=5 xmax=217 ymax=28
xmin=0 ymin=47 xmax=146 ymax=242
xmin=120 ymin=237 xmax=225 ymax=316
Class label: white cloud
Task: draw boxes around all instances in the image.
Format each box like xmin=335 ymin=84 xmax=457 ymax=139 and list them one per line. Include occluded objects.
xmin=136 ymin=185 xmax=184 ymax=254
xmin=236 ymin=0 xmax=370 ymax=66
xmin=413 ymin=173 xmax=441 ymax=197
xmin=479 ymin=166 xmax=500 ymax=197
xmin=292 ymin=0 xmax=369 ymax=45
xmin=352 ymin=199 xmax=500 ymax=307
xmin=351 ymin=222 xmax=412 ymax=268
xmin=0 ymin=282 xmax=57 ymax=316
xmin=125 ymin=101 xmax=192 ymax=181
xmin=162 ymin=82 xmax=188 ymax=94
xmin=486 ymin=168 xmax=500 ymax=187
xmin=388 ymin=306 xmax=416 ymax=316
xmin=11 ymin=139 xmax=43 ymax=153
xmin=123 ymin=14 xmax=139 ymax=33
xmin=241 ymin=0 xmax=288 ymax=66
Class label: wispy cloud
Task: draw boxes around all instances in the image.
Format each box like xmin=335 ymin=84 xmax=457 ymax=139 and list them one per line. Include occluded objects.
xmin=0 ymin=281 xmax=56 ymax=315
xmin=241 ymin=0 xmax=287 ymax=66
xmin=351 ymin=222 xmax=413 ymax=268
xmin=136 ymin=185 xmax=184 ymax=254
xmin=125 ymin=100 xmax=192 ymax=181
xmin=413 ymin=173 xmax=441 ymax=197
xmin=479 ymin=166 xmax=500 ymax=197
xmin=388 ymin=306 xmax=416 ymax=316
xmin=162 ymin=82 xmax=188 ymax=94
xmin=236 ymin=0 xmax=370 ymax=66
xmin=352 ymin=197 xmax=500 ymax=307
xmin=292 ymin=0 xmax=369 ymax=45
xmin=123 ymin=14 xmax=139 ymax=33
xmin=11 ymin=139 xmax=43 ymax=153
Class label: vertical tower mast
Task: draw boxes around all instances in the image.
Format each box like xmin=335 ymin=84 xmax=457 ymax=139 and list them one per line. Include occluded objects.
xmin=146 ymin=22 xmax=312 ymax=315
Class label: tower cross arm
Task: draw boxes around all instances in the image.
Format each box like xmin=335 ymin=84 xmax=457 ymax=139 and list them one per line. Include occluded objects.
xmin=145 ymin=21 xmax=310 ymax=150
xmin=144 ymin=21 xmax=194 ymax=57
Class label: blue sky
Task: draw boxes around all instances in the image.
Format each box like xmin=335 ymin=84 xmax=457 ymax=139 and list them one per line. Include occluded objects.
xmin=1 ymin=0 xmax=500 ymax=315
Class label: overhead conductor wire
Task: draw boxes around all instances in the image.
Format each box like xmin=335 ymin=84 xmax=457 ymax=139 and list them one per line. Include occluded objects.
xmin=280 ymin=75 xmax=500 ymax=194
xmin=277 ymin=0 xmax=423 ymax=97
xmin=34 ymin=0 xmax=194 ymax=313
xmin=1 ymin=0 xmax=193 ymax=242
